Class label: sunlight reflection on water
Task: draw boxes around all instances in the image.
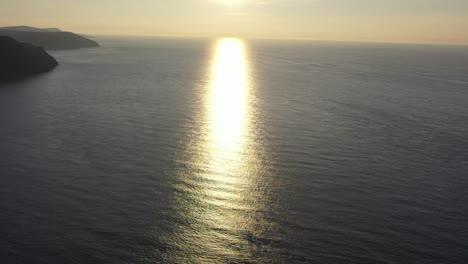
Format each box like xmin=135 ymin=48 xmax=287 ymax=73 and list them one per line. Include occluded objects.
xmin=167 ymin=38 xmax=280 ymax=262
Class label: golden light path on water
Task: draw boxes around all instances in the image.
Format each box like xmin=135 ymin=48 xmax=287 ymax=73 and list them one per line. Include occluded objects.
xmin=207 ymin=38 xmax=249 ymax=177
xmin=168 ymin=38 xmax=279 ymax=262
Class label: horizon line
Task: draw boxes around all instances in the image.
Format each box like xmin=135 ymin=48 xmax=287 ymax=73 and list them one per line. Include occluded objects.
xmin=92 ymin=33 xmax=468 ymax=47
xmin=1 ymin=25 xmax=467 ymax=47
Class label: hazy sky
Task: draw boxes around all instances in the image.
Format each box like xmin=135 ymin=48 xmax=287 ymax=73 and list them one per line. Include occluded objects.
xmin=2 ymin=0 xmax=468 ymax=44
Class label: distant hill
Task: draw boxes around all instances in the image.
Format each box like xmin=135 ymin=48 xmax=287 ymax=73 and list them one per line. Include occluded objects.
xmin=0 ymin=26 xmax=99 ymax=50
xmin=0 ymin=26 xmax=62 ymax=32
xmin=0 ymin=36 xmax=58 ymax=82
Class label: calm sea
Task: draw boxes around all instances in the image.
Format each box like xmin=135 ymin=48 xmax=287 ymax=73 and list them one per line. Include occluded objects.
xmin=1 ymin=37 xmax=468 ymax=263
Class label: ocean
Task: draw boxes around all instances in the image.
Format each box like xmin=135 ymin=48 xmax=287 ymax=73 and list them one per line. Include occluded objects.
xmin=1 ymin=37 xmax=467 ymax=263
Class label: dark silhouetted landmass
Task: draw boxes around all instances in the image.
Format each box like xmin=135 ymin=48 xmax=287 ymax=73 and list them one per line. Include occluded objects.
xmin=0 ymin=26 xmax=62 ymax=32
xmin=0 ymin=36 xmax=58 ymax=82
xmin=0 ymin=27 xmax=99 ymax=50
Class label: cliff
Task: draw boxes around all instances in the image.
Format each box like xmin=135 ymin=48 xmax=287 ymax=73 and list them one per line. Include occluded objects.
xmin=0 ymin=36 xmax=58 ymax=82
xmin=0 ymin=29 xmax=99 ymax=50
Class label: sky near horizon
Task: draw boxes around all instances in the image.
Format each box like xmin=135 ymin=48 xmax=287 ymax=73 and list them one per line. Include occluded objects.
xmin=1 ymin=0 xmax=468 ymax=44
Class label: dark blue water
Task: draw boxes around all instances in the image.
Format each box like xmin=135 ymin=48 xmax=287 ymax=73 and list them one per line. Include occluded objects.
xmin=1 ymin=37 xmax=467 ymax=263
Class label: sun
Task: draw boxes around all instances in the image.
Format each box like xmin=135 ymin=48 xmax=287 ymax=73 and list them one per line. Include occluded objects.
xmin=222 ymin=0 xmax=240 ymax=5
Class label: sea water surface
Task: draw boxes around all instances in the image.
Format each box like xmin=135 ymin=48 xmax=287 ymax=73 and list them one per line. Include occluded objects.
xmin=1 ymin=37 xmax=468 ymax=263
